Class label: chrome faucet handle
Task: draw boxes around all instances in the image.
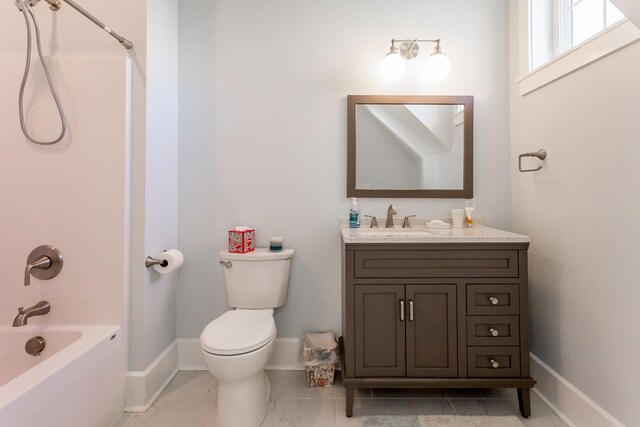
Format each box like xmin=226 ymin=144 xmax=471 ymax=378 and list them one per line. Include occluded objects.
xmin=363 ymin=215 xmax=378 ymax=228
xmin=24 ymin=245 xmax=63 ymax=287
xmin=402 ymin=215 xmax=416 ymax=228
xmin=386 ymin=204 xmax=397 ymax=228
xmin=24 ymin=256 xmax=51 ymax=287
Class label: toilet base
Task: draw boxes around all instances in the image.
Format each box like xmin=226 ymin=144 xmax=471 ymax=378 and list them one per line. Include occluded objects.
xmin=216 ymin=372 xmax=270 ymax=427
xmin=201 ymin=338 xmax=275 ymax=427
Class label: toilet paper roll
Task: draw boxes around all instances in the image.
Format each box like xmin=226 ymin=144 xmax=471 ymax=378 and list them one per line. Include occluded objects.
xmin=153 ymin=249 xmax=184 ymax=274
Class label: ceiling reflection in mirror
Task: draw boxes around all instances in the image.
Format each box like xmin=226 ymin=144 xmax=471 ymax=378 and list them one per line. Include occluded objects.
xmin=356 ymin=104 xmax=465 ymax=190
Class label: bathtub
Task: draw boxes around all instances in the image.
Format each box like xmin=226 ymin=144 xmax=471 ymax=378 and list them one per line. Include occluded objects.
xmin=0 ymin=325 xmax=125 ymax=427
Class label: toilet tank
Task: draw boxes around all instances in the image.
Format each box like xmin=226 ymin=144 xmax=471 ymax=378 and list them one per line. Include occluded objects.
xmin=219 ymin=248 xmax=295 ymax=309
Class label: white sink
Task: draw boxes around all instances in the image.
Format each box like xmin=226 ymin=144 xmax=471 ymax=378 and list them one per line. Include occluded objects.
xmin=356 ymin=228 xmax=432 ymax=237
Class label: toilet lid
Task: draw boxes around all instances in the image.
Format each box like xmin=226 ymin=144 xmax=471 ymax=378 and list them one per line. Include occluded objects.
xmin=200 ymin=310 xmax=276 ymax=356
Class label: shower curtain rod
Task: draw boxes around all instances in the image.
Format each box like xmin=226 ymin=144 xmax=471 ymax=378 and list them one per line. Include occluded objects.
xmin=43 ymin=0 xmax=133 ymax=49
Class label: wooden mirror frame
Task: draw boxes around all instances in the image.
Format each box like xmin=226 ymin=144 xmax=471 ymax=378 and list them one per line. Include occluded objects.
xmin=347 ymin=95 xmax=474 ymax=198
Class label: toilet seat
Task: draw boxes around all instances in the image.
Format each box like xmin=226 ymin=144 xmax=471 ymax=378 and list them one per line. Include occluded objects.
xmin=201 ymin=309 xmax=276 ymax=356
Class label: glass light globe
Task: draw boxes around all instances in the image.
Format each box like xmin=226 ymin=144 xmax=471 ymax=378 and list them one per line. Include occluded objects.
xmin=380 ymin=53 xmax=405 ymax=81
xmin=425 ymin=52 xmax=451 ymax=81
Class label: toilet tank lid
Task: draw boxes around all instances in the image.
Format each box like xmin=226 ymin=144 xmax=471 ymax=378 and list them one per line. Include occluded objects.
xmin=201 ymin=309 xmax=276 ymax=356
xmin=220 ymin=248 xmax=294 ymax=261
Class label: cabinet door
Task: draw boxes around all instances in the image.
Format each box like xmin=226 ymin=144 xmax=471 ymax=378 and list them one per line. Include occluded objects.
xmin=406 ymin=284 xmax=457 ymax=377
xmin=354 ymin=284 xmax=405 ymax=377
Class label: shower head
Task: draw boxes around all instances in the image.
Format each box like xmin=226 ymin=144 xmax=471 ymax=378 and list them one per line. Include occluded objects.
xmin=120 ymin=38 xmax=133 ymax=49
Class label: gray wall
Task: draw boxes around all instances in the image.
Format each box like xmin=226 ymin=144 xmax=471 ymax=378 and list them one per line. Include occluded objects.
xmin=510 ymin=3 xmax=640 ymax=425
xmin=134 ymin=0 xmax=179 ymax=371
xmin=177 ymin=0 xmax=512 ymax=339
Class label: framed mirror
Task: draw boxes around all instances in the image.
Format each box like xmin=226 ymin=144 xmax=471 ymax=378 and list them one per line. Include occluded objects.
xmin=347 ymin=95 xmax=473 ymax=198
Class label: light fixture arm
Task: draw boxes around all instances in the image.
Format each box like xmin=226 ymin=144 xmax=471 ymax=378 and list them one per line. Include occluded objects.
xmin=387 ymin=38 xmax=443 ymax=61
xmin=433 ymin=39 xmax=443 ymax=54
xmin=386 ymin=39 xmax=399 ymax=54
xmin=392 ymin=38 xmax=440 ymax=44
xmin=380 ymin=37 xmax=450 ymax=81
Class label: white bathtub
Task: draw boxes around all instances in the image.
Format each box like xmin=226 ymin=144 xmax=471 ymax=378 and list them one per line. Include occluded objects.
xmin=0 ymin=325 xmax=125 ymax=427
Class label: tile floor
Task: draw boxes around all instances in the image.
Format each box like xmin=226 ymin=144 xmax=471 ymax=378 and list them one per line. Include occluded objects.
xmin=115 ymin=371 xmax=568 ymax=427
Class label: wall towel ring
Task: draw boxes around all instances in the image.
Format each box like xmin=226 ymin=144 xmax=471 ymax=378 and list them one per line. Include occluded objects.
xmin=519 ymin=149 xmax=547 ymax=172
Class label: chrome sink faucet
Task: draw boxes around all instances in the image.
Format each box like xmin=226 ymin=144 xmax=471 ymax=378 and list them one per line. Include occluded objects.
xmin=385 ymin=204 xmax=397 ymax=228
xmin=402 ymin=215 xmax=416 ymax=228
xmin=363 ymin=215 xmax=379 ymax=228
xmin=12 ymin=301 xmax=50 ymax=327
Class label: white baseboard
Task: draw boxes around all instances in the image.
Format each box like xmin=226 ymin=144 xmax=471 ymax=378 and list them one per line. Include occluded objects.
xmin=265 ymin=338 xmax=305 ymax=370
xmin=177 ymin=338 xmax=207 ymax=370
xmin=531 ymin=353 xmax=625 ymax=427
xmin=176 ymin=338 xmax=304 ymax=371
xmin=124 ymin=342 xmax=179 ymax=412
xmin=125 ymin=337 xmax=305 ymax=412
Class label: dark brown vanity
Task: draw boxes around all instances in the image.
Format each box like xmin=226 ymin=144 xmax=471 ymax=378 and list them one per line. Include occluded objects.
xmin=339 ymin=232 xmax=535 ymax=418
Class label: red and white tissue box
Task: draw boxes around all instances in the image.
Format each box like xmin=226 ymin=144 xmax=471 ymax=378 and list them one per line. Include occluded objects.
xmin=228 ymin=227 xmax=255 ymax=253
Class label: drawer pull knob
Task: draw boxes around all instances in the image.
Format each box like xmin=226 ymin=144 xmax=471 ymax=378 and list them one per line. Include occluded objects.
xmin=490 ymin=359 xmax=500 ymax=369
xmin=489 ymin=297 xmax=499 ymax=305
xmin=490 ymin=328 xmax=499 ymax=337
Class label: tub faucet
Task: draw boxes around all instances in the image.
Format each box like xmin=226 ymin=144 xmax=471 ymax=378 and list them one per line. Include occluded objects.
xmin=24 ymin=256 xmax=51 ymax=286
xmin=12 ymin=301 xmax=50 ymax=327
xmin=385 ymin=204 xmax=397 ymax=228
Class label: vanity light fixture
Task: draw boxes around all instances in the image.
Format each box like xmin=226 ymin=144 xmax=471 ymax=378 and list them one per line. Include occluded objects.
xmin=380 ymin=38 xmax=451 ymax=82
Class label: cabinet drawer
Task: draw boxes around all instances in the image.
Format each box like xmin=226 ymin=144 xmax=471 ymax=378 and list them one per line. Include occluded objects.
xmin=468 ymin=347 xmax=521 ymax=378
xmin=467 ymin=284 xmax=520 ymax=315
xmin=354 ymin=250 xmax=519 ymax=278
xmin=467 ymin=316 xmax=520 ymax=346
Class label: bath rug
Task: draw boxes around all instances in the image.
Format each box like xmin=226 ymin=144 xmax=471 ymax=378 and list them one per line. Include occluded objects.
xmin=360 ymin=415 xmax=421 ymax=427
xmin=419 ymin=415 xmax=525 ymax=426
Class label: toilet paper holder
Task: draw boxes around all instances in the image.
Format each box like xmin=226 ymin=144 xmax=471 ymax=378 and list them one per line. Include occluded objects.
xmin=145 ymin=252 xmax=168 ymax=268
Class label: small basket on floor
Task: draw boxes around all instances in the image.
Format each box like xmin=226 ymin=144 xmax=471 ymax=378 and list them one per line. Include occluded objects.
xmin=305 ymin=364 xmax=336 ymax=388
xmin=300 ymin=331 xmax=339 ymax=388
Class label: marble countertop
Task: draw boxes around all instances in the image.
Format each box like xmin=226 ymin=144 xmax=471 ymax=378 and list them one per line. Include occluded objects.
xmin=340 ymin=219 xmax=530 ymax=244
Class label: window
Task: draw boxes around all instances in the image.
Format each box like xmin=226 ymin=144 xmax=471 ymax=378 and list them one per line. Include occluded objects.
xmin=563 ymin=0 xmax=624 ymax=51
xmin=520 ymin=0 xmax=638 ymax=95
xmin=531 ymin=0 xmax=625 ymax=71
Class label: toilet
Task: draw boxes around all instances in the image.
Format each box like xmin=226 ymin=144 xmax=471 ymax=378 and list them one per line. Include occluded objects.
xmin=200 ymin=248 xmax=295 ymax=427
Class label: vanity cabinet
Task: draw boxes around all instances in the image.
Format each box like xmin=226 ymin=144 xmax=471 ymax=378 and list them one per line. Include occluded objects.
xmin=340 ymin=242 xmax=535 ymax=418
xmin=355 ymin=284 xmax=457 ymax=378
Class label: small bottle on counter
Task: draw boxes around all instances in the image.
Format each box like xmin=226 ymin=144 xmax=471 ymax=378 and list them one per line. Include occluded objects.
xmin=349 ymin=198 xmax=360 ymax=229
xmin=464 ymin=199 xmax=475 ymax=227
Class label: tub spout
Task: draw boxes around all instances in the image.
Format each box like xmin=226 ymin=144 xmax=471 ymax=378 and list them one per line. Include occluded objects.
xmin=12 ymin=301 xmax=50 ymax=327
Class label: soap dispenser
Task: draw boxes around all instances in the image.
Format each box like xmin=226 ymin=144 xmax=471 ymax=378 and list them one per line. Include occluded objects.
xmin=349 ymin=198 xmax=360 ymax=228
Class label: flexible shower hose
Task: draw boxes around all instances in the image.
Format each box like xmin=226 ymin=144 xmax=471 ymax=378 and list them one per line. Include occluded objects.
xmin=18 ymin=1 xmax=67 ymax=145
